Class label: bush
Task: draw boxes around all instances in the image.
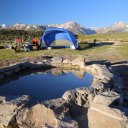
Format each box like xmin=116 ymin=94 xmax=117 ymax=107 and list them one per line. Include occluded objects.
xmin=0 ymin=30 xmax=43 ymax=45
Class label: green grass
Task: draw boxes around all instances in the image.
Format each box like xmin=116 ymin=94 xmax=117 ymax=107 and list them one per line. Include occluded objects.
xmin=0 ymin=41 xmax=128 ymax=67
xmin=78 ymin=33 xmax=128 ymax=42
xmin=0 ymin=44 xmax=112 ymax=62
xmin=0 ymin=32 xmax=128 ymax=67
xmin=114 ymin=44 xmax=128 ymax=60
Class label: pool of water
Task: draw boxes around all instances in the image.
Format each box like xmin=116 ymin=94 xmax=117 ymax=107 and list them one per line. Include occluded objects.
xmin=0 ymin=69 xmax=93 ymax=102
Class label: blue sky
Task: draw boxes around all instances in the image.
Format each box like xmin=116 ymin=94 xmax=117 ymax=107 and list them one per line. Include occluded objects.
xmin=0 ymin=0 xmax=128 ymax=28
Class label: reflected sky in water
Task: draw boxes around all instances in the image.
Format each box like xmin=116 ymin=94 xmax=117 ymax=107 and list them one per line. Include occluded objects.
xmin=0 ymin=70 xmax=93 ymax=102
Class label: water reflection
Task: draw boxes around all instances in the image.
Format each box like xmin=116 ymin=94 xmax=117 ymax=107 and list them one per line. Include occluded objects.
xmin=0 ymin=68 xmax=93 ymax=102
xmin=32 ymin=68 xmax=86 ymax=79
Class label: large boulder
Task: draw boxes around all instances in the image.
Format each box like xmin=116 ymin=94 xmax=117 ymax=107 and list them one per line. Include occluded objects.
xmin=0 ymin=103 xmax=17 ymax=127
xmin=88 ymin=104 xmax=128 ymax=128
xmin=43 ymin=98 xmax=78 ymax=128
xmin=17 ymin=104 xmax=58 ymax=128
xmin=0 ymin=95 xmax=30 ymax=128
xmin=17 ymin=102 xmax=78 ymax=128
xmin=62 ymin=87 xmax=95 ymax=107
xmin=88 ymin=91 xmax=128 ymax=128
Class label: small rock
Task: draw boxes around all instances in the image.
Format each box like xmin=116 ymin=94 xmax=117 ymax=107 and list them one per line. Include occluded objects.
xmin=51 ymin=57 xmax=63 ymax=63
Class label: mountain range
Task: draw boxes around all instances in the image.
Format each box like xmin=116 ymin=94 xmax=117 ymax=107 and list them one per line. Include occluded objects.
xmin=0 ymin=21 xmax=128 ymax=35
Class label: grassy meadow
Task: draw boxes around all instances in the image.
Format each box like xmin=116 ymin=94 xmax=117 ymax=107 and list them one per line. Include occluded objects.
xmin=0 ymin=31 xmax=128 ymax=67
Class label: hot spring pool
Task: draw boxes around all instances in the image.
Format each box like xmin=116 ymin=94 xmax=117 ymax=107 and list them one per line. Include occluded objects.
xmin=0 ymin=69 xmax=93 ymax=102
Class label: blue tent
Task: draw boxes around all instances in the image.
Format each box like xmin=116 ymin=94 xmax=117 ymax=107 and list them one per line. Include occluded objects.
xmin=40 ymin=28 xmax=78 ymax=49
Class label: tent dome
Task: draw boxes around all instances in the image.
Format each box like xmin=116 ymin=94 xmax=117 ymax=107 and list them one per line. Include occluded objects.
xmin=40 ymin=28 xmax=78 ymax=49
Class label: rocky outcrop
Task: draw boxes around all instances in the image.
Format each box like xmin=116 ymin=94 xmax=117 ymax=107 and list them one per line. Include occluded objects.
xmin=88 ymin=91 xmax=128 ymax=128
xmin=86 ymin=64 xmax=113 ymax=90
xmin=0 ymin=95 xmax=30 ymax=127
xmin=17 ymin=99 xmax=78 ymax=128
xmin=43 ymin=98 xmax=79 ymax=128
xmin=50 ymin=56 xmax=85 ymax=69
xmin=62 ymin=89 xmax=128 ymax=128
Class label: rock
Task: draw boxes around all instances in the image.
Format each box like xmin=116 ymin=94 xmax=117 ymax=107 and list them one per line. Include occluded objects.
xmin=62 ymin=90 xmax=74 ymax=101
xmin=0 ymin=96 xmax=6 ymax=103
xmin=58 ymin=116 xmax=78 ymax=128
xmin=43 ymin=98 xmax=67 ymax=116
xmin=86 ymin=64 xmax=113 ymax=79
xmin=88 ymin=104 xmax=128 ymax=128
xmin=71 ymin=56 xmax=85 ymax=69
xmin=0 ymin=103 xmax=17 ymax=127
xmin=93 ymin=91 xmax=120 ymax=106
xmin=75 ymin=87 xmax=94 ymax=107
xmin=17 ymin=104 xmax=58 ymax=128
xmin=51 ymin=57 xmax=63 ymax=63
xmin=88 ymin=64 xmax=113 ymax=90
xmin=63 ymin=57 xmax=72 ymax=64
xmin=8 ymin=95 xmax=30 ymax=107
xmin=88 ymin=91 xmax=128 ymax=128
xmin=91 ymin=82 xmax=105 ymax=90
xmin=43 ymin=98 xmax=79 ymax=128
xmin=63 ymin=88 xmax=95 ymax=107
xmin=0 ymin=95 xmax=30 ymax=127
xmin=43 ymin=98 xmax=65 ymax=108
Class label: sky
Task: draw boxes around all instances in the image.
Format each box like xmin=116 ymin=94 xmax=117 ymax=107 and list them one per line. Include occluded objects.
xmin=0 ymin=0 xmax=128 ymax=28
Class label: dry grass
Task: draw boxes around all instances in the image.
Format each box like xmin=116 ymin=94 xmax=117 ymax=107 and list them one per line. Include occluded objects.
xmin=0 ymin=41 xmax=127 ymax=67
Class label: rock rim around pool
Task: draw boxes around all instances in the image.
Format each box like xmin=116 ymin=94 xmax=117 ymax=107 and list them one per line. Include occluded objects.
xmin=0 ymin=56 xmax=114 ymax=90
xmin=0 ymin=55 xmax=128 ymax=128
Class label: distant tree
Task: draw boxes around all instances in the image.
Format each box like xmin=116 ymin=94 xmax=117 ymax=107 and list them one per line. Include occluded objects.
xmin=0 ymin=30 xmax=43 ymax=44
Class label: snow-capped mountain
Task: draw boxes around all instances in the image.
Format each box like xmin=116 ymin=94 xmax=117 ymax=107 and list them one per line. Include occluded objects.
xmin=1 ymin=21 xmax=128 ymax=35
xmin=0 ymin=21 xmax=96 ymax=35
xmin=10 ymin=23 xmax=47 ymax=31
xmin=48 ymin=21 xmax=96 ymax=35
xmin=0 ymin=24 xmax=9 ymax=29
xmin=96 ymin=22 xmax=128 ymax=34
